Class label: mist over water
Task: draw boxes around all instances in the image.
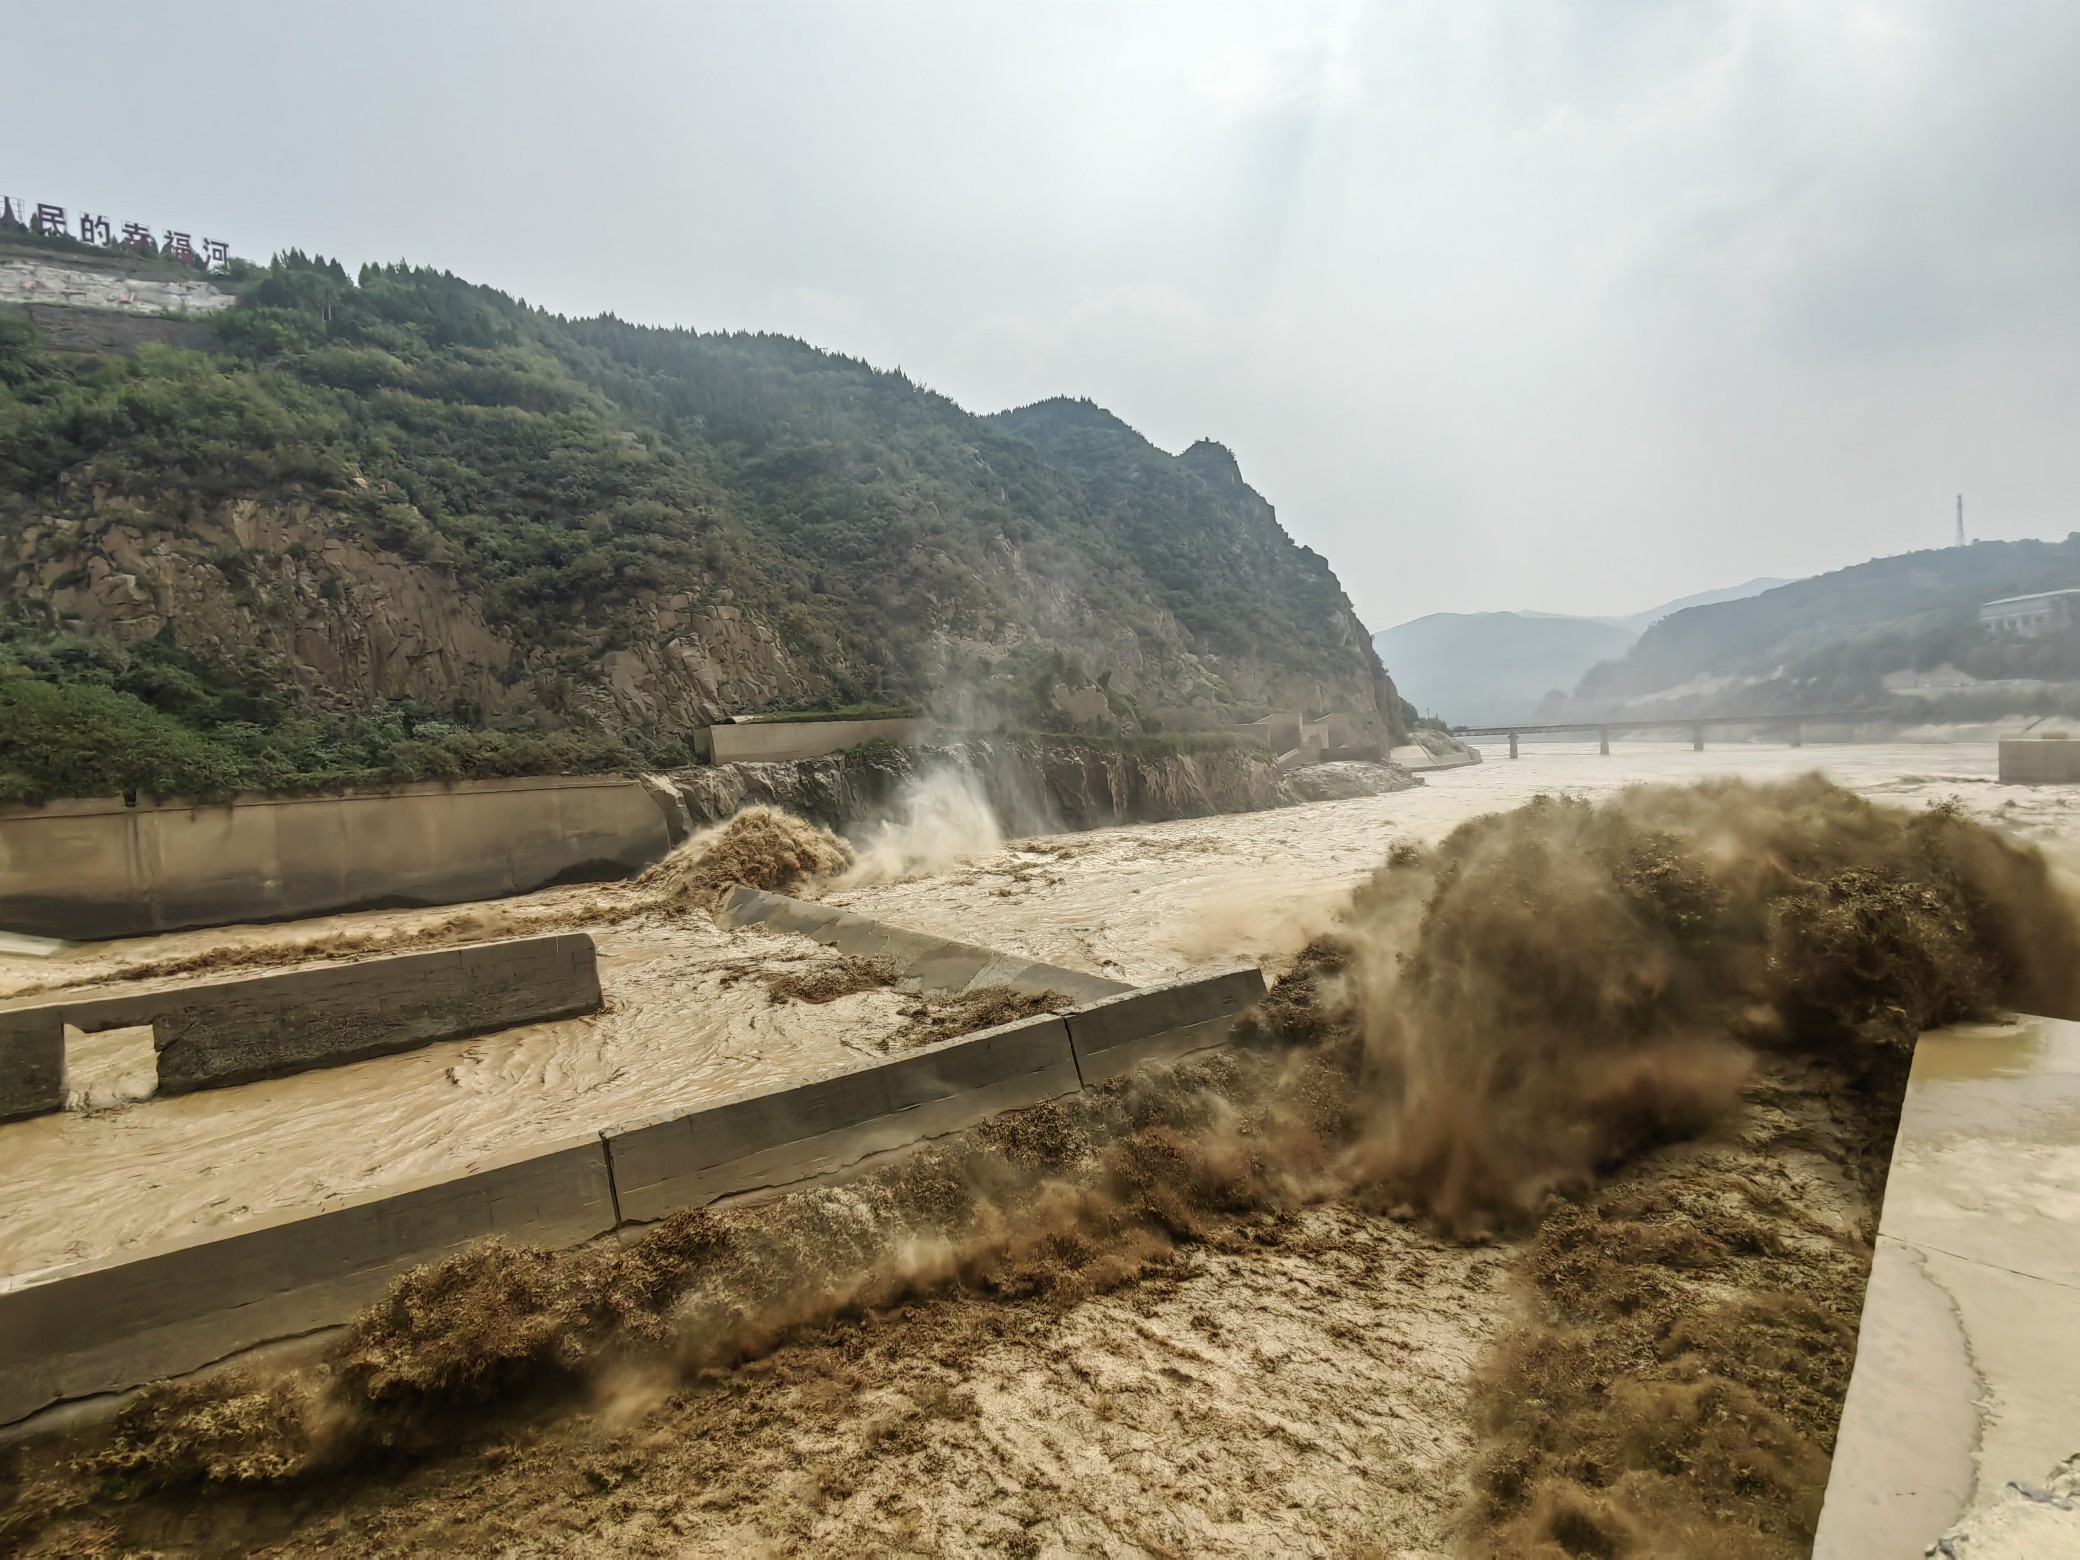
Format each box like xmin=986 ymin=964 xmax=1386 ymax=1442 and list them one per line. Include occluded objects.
xmin=840 ymin=767 xmax=1007 ymax=886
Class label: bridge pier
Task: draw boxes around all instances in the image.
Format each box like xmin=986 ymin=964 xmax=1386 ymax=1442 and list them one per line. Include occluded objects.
xmin=1508 ymin=731 xmax=1519 ymax=759
xmin=1693 ymin=724 xmax=1704 ymax=752
xmin=1598 ymin=725 xmax=1610 ymax=756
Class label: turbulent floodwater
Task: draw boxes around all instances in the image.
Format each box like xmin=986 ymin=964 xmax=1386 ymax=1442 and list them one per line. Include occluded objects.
xmin=1 ymin=739 xmax=2072 ymax=1281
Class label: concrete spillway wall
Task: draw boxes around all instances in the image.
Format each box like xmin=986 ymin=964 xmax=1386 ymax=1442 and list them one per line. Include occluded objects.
xmin=608 ymin=1012 xmax=1086 ymax=1223
xmin=0 ymin=775 xmax=674 ymax=940
xmin=0 ymin=934 xmax=602 ymax=1122
xmin=1814 ymin=1016 xmax=2080 ymax=1555
xmin=0 ymin=962 xmax=1267 ymax=1426
xmin=706 ymin=716 xmax=931 ymax=765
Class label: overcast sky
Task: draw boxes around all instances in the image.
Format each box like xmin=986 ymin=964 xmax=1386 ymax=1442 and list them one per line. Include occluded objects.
xmin=12 ymin=2 xmax=2079 ymax=629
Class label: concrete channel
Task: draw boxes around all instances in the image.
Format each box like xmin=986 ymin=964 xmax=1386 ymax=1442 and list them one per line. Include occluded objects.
xmin=0 ymin=921 xmax=1266 ymax=1428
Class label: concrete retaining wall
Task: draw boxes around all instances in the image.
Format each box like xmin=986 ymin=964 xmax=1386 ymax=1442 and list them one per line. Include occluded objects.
xmin=1998 ymin=736 xmax=2080 ymax=783
xmin=0 ymin=933 xmax=601 ymax=1115
xmin=718 ymin=886 xmax=1130 ymax=1004
xmin=1814 ymin=1016 xmax=2080 ymax=1556
xmin=1066 ymin=967 xmax=1268 ymax=1082
xmin=707 ymin=717 xmax=930 ymax=766
xmin=0 ymin=774 xmax=673 ymax=940
xmin=607 ymin=1012 xmax=1083 ymax=1222
xmin=0 ymin=1136 xmax=617 ymax=1426
xmin=0 ymin=958 xmax=1265 ymax=1427
xmin=152 ymin=934 xmax=602 ymax=1095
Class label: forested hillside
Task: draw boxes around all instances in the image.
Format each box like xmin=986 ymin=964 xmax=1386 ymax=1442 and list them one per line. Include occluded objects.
xmin=1550 ymin=537 xmax=2080 ymax=718
xmin=0 ymin=247 xmax=1403 ymax=801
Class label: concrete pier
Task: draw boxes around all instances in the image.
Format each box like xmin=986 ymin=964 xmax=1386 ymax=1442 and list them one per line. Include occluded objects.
xmin=1814 ymin=1016 xmax=2080 ymax=1556
xmin=1998 ymin=736 xmax=2080 ymax=784
xmin=0 ymin=934 xmax=603 ymax=1116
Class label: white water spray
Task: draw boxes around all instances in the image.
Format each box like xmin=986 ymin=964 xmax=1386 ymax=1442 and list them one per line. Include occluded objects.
xmin=840 ymin=768 xmax=1006 ymax=886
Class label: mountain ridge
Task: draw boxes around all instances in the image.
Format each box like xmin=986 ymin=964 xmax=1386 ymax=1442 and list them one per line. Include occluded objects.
xmin=1543 ymin=539 xmax=2080 ymax=720
xmin=0 ymin=248 xmax=1404 ymax=801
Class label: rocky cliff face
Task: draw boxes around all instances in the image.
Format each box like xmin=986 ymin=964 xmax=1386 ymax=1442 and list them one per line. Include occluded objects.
xmin=671 ymin=738 xmax=1417 ymax=838
xmin=2 ymin=254 xmax=1409 ymax=800
xmin=1 ymin=500 xmax=810 ymax=731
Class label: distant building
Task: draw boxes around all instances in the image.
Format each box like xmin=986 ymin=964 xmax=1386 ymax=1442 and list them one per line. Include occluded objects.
xmin=1980 ymin=589 xmax=2080 ymax=638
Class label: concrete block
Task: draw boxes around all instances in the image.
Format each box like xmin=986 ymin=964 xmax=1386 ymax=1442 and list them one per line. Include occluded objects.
xmin=148 ymin=933 xmax=601 ymax=1094
xmin=606 ymin=1013 xmax=1082 ymax=1222
xmin=1999 ymin=737 xmax=2080 ymax=784
xmin=0 ymin=1009 xmax=64 ymax=1124
xmin=1066 ymin=965 xmax=1268 ymax=1083
xmin=0 ymin=1135 xmax=617 ymax=1426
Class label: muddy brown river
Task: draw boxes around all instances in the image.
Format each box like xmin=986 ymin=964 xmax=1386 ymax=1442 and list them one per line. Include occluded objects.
xmin=1 ymin=739 xmax=2070 ymax=1282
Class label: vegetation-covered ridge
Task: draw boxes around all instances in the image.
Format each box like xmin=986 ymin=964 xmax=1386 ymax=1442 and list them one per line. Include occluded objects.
xmin=0 ymin=245 xmax=1404 ymax=802
xmin=1548 ymin=535 xmax=2080 ymax=720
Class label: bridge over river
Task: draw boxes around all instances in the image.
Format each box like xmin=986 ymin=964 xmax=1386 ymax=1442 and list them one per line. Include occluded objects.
xmin=1449 ymin=710 xmax=1895 ymax=758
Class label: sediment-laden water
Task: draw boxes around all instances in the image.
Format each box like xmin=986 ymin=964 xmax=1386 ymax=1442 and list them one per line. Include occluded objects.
xmin=0 ymin=740 xmax=2069 ymax=1281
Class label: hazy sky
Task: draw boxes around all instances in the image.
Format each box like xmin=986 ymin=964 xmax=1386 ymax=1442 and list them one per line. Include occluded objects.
xmin=12 ymin=2 xmax=2079 ymax=629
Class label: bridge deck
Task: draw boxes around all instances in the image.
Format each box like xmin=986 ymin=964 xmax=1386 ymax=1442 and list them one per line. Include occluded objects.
xmin=1448 ymin=710 xmax=1887 ymax=738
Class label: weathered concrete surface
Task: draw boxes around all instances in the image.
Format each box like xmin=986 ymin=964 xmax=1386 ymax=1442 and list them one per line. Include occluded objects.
xmin=0 ymin=934 xmax=601 ymax=1103
xmin=0 ymin=774 xmax=674 ymax=940
xmin=718 ymin=887 xmax=1131 ymax=1005
xmin=1816 ymin=1017 xmax=2080 ymax=1558
xmin=151 ymin=934 xmax=603 ymax=1094
xmin=708 ymin=717 xmax=931 ymax=765
xmin=1065 ymin=965 xmax=1269 ymax=1083
xmin=1998 ymin=736 xmax=2080 ymax=784
xmin=0 ymin=1135 xmax=616 ymax=1426
xmin=0 ymin=1009 xmax=63 ymax=1124
xmin=605 ymin=1012 xmax=1083 ymax=1223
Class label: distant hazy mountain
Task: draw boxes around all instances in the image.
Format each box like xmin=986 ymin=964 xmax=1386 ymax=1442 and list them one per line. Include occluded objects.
xmin=1551 ymin=539 xmax=2080 ymax=719
xmin=1373 ymin=578 xmax=1786 ymax=726
xmin=1599 ymin=578 xmax=1793 ymax=636
xmin=1372 ymin=613 xmax=1635 ymax=726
